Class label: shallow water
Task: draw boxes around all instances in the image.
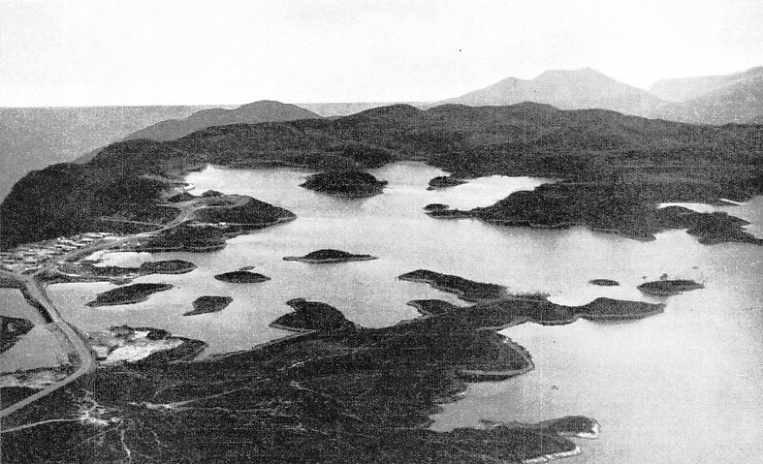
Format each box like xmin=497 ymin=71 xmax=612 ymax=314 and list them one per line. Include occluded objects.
xmin=45 ymin=162 xmax=763 ymax=463
xmin=1 ymin=288 xmax=68 ymax=372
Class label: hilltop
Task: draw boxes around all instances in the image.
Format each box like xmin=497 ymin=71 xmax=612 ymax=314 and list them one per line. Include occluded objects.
xmin=0 ymin=105 xmax=215 ymax=201
xmin=123 ymin=100 xmax=323 ymax=142
xmin=437 ymin=68 xmax=667 ymax=117
xmin=2 ymin=102 xmax=762 ymax=249
xmin=436 ymin=66 xmax=763 ymax=125
xmin=650 ymin=67 xmax=763 ymax=103
xmin=651 ymin=67 xmax=763 ymax=124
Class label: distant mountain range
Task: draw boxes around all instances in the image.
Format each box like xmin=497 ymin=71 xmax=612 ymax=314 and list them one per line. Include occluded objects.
xmin=4 ymin=101 xmax=762 ymax=248
xmin=123 ymin=100 xmax=323 ymax=142
xmin=649 ymin=67 xmax=763 ymax=102
xmin=436 ymin=66 xmax=763 ymax=125
xmin=0 ymin=105 xmax=218 ymax=201
xmin=1 ymin=66 xmax=760 ymax=202
xmin=436 ymin=68 xmax=665 ymax=117
xmin=650 ymin=67 xmax=763 ymax=125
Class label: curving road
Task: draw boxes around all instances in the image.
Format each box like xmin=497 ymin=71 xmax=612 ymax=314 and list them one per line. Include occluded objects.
xmin=0 ymin=271 xmax=96 ymax=422
xmin=1 ymin=196 xmax=198 ymax=422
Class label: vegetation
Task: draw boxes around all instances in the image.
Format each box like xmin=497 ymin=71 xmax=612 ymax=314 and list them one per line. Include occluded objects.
xmin=2 ymin=270 xmax=663 ymax=463
xmin=193 ymin=195 xmax=296 ymax=225
xmin=424 ymin=203 xmax=449 ymax=211
xmin=406 ymin=299 xmax=462 ymax=316
xmin=283 ymin=249 xmax=377 ymax=263
xmin=0 ymin=316 xmax=34 ymax=353
xmin=427 ymin=175 xmax=467 ymax=190
xmin=136 ymin=224 xmax=227 ymax=252
xmin=85 ymin=283 xmax=173 ymax=307
xmin=272 ymin=298 xmax=357 ymax=332
xmin=3 ymin=102 xmax=762 ymax=249
xmin=430 ymin=184 xmax=763 ymax=245
xmin=214 ymin=270 xmax=271 ymax=283
xmin=398 ymin=269 xmax=507 ymax=302
xmin=299 ymin=170 xmax=388 ymax=198
xmin=0 ymin=164 xmax=172 ymax=249
xmin=184 ymin=296 xmax=233 ymax=316
xmin=589 ymin=279 xmax=620 ymax=286
xmin=89 ymin=260 xmax=197 ymax=277
xmin=637 ymin=279 xmax=705 ymax=296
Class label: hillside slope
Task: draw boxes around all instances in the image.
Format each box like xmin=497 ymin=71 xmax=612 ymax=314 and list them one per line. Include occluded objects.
xmin=652 ymin=67 xmax=763 ymax=124
xmin=123 ymin=100 xmax=323 ymax=142
xmin=649 ymin=67 xmax=763 ymax=102
xmin=439 ymin=68 xmax=667 ymax=117
xmin=0 ymin=105 xmax=214 ymax=201
xmin=3 ymin=103 xmax=762 ymax=249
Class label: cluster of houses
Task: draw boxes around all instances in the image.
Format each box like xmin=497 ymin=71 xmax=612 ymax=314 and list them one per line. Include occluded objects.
xmin=0 ymin=232 xmax=118 ymax=274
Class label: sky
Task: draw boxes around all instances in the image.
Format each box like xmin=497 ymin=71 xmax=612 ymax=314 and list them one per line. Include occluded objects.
xmin=0 ymin=0 xmax=761 ymax=107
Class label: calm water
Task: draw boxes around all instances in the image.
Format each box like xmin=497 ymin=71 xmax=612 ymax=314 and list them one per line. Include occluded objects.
xmin=1 ymin=288 xmax=69 ymax=372
xmin=45 ymin=162 xmax=763 ymax=463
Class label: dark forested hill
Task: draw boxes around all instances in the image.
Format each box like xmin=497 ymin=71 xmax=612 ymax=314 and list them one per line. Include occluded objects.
xmin=0 ymin=105 xmax=216 ymax=201
xmin=3 ymin=102 xmax=762 ymax=249
xmin=123 ymin=100 xmax=323 ymax=142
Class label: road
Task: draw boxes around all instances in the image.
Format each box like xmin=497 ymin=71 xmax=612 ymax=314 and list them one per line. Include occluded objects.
xmin=0 ymin=271 xmax=96 ymax=422
xmin=0 ymin=199 xmax=196 ymax=423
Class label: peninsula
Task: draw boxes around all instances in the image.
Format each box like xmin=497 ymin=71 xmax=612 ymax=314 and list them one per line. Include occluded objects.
xmin=2 ymin=269 xmax=664 ymax=463
xmin=86 ymin=325 xmax=206 ymax=365
xmin=4 ymin=103 xmax=763 ymax=250
xmin=428 ymin=185 xmax=763 ymax=246
xmin=398 ymin=269 xmax=509 ymax=302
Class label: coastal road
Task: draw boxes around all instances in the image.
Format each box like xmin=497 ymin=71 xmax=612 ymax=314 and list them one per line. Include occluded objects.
xmin=0 ymin=197 xmax=194 ymax=422
xmin=0 ymin=271 xmax=97 ymax=422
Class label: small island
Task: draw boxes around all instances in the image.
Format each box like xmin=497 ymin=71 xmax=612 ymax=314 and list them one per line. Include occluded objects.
xmin=299 ymin=170 xmax=388 ymax=198
xmin=184 ymin=296 xmax=233 ymax=317
xmin=214 ymin=270 xmax=271 ymax=283
xmin=426 ymin=175 xmax=467 ymax=190
xmin=283 ymin=249 xmax=377 ymax=263
xmin=637 ymin=279 xmax=705 ymax=296
xmin=588 ymin=279 xmax=620 ymax=286
xmin=9 ymin=271 xmax=669 ymax=463
xmin=86 ymin=283 xmax=173 ymax=307
xmin=423 ymin=203 xmax=449 ymax=212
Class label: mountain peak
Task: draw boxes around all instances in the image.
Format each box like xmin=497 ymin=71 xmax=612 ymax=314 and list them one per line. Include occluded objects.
xmin=439 ymin=68 xmax=662 ymax=116
xmin=535 ymin=67 xmax=606 ymax=80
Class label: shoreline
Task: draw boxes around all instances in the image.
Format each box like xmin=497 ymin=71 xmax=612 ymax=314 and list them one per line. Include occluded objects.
xmin=397 ymin=275 xmax=510 ymax=303
xmin=283 ymin=255 xmax=377 ymax=263
xmin=522 ymin=445 xmax=582 ymax=464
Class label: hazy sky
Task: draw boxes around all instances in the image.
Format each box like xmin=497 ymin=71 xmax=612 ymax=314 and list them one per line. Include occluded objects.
xmin=1 ymin=0 xmax=761 ymax=107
